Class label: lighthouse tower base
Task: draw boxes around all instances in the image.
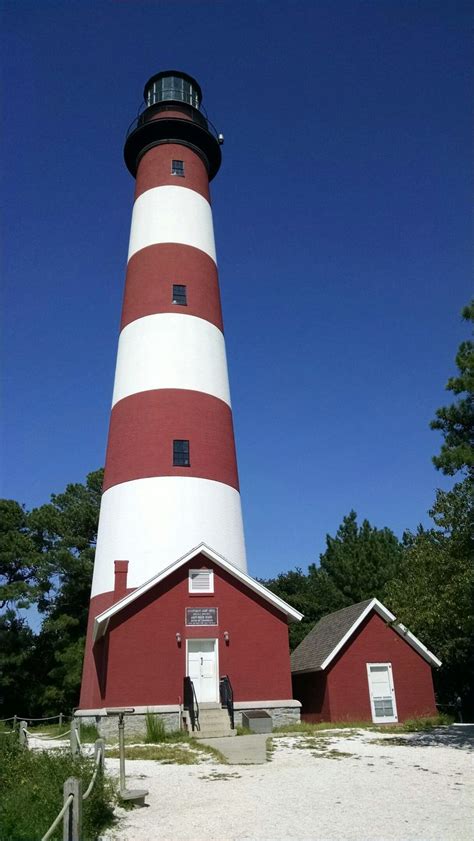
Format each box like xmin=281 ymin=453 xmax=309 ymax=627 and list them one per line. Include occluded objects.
xmin=77 ymin=544 xmax=302 ymax=735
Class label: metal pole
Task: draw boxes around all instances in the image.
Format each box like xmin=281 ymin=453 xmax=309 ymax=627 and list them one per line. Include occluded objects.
xmin=118 ymin=713 xmax=126 ymax=792
xmin=59 ymin=712 xmax=63 ymax=726
xmin=63 ymin=777 xmax=82 ymax=841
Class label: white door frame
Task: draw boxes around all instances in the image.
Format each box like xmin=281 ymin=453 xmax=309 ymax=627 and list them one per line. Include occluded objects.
xmin=366 ymin=662 xmax=398 ymax=724
xmin=186 ymin=638 xmax=219 ymax=703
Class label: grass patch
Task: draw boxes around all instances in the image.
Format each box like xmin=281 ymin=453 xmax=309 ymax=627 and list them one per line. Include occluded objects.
xmin=145 ymin=710 xmax=166 ymax=743
xmin=0 ymin=735 xmax=115 ymax=841
xmin=78 ymin=722 xmax=100 ymax=743
xmin=236 ymin=725 xmax=253 ymax=736
xmin=273 ymin=714 xmax=453 ymax=737
xmin=144 ymin=712 xmax=190 ymax=744
xmin=23 ymin=722 xmax=72 ymax=738
xmin=199 ymin=770 xmax=241 ymax=781
xmin=400 ymin=714 xmax=454 ymax=731
xmin=106 ymin=741 xmax=226 ymax=764
xmin=273 ymin=720 xmax=371 ymax=735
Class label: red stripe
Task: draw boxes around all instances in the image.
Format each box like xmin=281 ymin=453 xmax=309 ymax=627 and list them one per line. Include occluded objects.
xmin=121 ymin=243 xmax=223 ymax=332
xmin=103 ymin=389 xmax=239 ymax=492
xmin=135 ymin=144 xmax=210 ymax=202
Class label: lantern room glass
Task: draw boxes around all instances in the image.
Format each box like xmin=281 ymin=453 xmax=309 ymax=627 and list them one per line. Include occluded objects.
xmin=146 ymin=75 xmax=200 ymax=108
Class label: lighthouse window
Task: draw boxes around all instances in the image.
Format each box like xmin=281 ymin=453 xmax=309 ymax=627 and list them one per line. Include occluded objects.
xmin=172 ymin=285 xmax=187 ymax=306
xmin=173 ymin=439 xmax=190 ymax=466
xmin=171 ymin=160 xmax=185 ymax=177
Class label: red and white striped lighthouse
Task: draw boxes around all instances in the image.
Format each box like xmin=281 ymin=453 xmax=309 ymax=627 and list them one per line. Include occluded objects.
xmin=79 ymin=72 xmax=301 ymax=724
xmin=92 ymin=71 xmax=246 ymax=600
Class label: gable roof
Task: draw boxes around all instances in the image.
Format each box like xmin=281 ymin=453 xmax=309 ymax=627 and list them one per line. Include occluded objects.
xmin=93 ymin=543 xmax=303 ymax=642
xmin=290 ymin=597 xmax=441 ymax=673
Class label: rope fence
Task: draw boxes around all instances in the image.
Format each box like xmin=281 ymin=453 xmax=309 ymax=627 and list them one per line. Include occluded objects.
xmin=36 ymin=740 xmax=104 ymax=841
xmin=24 ymin=728 xmax=72 ymax=741
xmin=2 ymin=713 xmax=108 ymax=840
xmin=0 ymin=712 xmax=70 ymax=724
xmin=40 ymin=792 xmax=74 ymax=841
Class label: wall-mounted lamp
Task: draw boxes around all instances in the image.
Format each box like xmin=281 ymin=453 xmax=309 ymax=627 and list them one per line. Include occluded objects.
xmin=176 ymin=632 xmax=182 ymax=646
xmin=223 ymin=630 xmax=230 ymax=645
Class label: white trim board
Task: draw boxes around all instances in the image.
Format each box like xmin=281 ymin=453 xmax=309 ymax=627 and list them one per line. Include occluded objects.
xmin=92 ymin=543 xmax=303 ymax=642
xmin=319 ymin=598 xmax=441 ymax=671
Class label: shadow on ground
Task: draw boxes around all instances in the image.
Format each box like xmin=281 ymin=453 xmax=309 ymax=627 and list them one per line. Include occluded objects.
xmin=399 ymin=725 xmax=474 ymax=751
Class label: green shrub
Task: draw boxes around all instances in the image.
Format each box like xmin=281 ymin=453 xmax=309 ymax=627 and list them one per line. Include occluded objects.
xmin=145 ymin=711 xmax=167 ymax=743
xmin=401 ymin=713 xmax=454 ymax=731
xmin=143 ymin=711 xmax=190 ymax=744
xmin=0 ymin=737 xmax=115 ymax=841
xmin=78 ymin=722 xmax=100 ymax=743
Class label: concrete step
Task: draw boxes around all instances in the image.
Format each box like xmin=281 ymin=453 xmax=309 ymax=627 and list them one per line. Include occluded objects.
xmin=196 ymin=712 xmax=230 ymax=724
xmin=191 ymin=727 xmax=237 ymax=739
xmin=184 ymin=706 xmax=235 ymax=738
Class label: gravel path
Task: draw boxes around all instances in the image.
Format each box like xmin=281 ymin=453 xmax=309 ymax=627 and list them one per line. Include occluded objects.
xmin=101 ymin=726 xmax=473 ymax=841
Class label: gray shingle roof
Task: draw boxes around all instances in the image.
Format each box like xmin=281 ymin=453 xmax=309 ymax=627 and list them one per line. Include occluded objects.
xmin=291 ymin=599 xmax=374 ymax=673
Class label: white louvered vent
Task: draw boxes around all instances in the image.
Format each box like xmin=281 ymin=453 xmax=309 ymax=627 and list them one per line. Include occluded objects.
xmin=189 ymin=569 xmax=214 ymax=594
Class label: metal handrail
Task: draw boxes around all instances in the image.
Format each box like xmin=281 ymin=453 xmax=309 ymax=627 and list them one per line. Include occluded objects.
xmin=220 ymin=675 xmax=234 ymax=730
xmin=125 ymin=101 xmax=220 ymax=142
xmin=191 ymin=680 xmax=200 ymax=731
xmin=183 ymin=676 xmax=200 ymax=731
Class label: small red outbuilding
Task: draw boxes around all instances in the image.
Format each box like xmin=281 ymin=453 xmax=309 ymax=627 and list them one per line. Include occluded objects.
xmin=291 ymin=598 xmax=441 ymax=724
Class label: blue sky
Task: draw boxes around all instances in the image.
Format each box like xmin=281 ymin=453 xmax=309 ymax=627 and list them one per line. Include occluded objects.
xmin=1 ymin=1 xmax=472 ymax=580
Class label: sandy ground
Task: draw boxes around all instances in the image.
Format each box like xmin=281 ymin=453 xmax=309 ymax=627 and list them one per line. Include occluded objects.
xmin=99 ymin=726 xmax=473 ymax=841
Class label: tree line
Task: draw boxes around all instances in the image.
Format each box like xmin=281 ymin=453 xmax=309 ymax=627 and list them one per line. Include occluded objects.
xmin=1 ymin=302 xmax=472 ymax=717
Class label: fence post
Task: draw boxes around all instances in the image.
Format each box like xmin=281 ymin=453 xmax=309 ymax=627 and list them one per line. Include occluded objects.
xmin=59 ymin=712 xmax=63 ymax=726
xmin=95 ymin=738 xmax=105 ymax=770
xmin=13 ymin=714 xmax=17 ymax=731
xmin=19 ymin=721 xmax=27 ymax=747
xmin=63 ymin=777 xmax=82 ymax=841
xmin=70 ymin=719 xmax=80 ymax=756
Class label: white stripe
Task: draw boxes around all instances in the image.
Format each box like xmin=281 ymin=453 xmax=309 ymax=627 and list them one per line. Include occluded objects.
xmin=128 ymin=185 xmax=216 ymax=263
xmin=111 ymin=313 xmax=231 ymax=407
xmin=91 ymin=477 xmax=247 ymax=596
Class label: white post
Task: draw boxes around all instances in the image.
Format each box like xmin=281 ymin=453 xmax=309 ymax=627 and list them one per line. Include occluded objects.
xmin=95 ymin=738 xmax=105 ymax=770
xmin=19 ymin=721 xmax=27 ymax=747
xmin=70 ymin=719 xmax=80 ymax=756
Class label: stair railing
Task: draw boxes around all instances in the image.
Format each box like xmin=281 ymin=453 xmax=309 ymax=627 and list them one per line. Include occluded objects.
xmin=220 ymin=674 xmax=234 ymax=730
xmin=183 ymin=676 xmax=200 ymax=732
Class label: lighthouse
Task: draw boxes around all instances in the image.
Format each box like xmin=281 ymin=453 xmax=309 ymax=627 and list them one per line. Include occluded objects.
xmin=79 ymin=72 xmax=302 ymax=731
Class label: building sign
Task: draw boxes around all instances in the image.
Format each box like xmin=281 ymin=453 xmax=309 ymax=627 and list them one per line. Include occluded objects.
xmin=185 ymin=607 xmax=218 ymax=626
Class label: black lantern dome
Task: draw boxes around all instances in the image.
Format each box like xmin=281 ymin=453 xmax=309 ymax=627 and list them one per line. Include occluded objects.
xmin=143 ymin=71 xmax=202 ymax=109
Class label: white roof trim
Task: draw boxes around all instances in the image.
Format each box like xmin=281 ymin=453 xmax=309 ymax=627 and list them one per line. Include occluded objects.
xmin=319 ymin=597 xmax=441 ymax=670
xmin=92 ymin=543 xmax=303 ymax=642
xmin=393 ymin=622 xmax=442 ymax=668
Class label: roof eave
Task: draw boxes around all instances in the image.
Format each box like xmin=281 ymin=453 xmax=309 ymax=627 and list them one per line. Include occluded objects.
xmin=92 ymin=543 xmax=303 ymax=642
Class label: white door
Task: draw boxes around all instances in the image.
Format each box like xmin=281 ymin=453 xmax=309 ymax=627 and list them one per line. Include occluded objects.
xmin=366 ymin=663 xmax=398 ymax=723
xmin=187 ymin=639 xmax=218 ymax=703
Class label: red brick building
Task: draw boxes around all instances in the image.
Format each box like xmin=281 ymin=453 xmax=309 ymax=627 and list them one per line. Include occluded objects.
xmin=80 ymin=544 xmax=302 ymax=728
xmin=291 ymin=598 xmax=441 ymax=724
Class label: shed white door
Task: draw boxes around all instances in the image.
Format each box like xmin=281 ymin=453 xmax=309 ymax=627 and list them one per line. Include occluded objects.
xmin=187 ymin=639 xmax=218 ymax=703
xmin=366 ymin=663 xmax=398 ymax=723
